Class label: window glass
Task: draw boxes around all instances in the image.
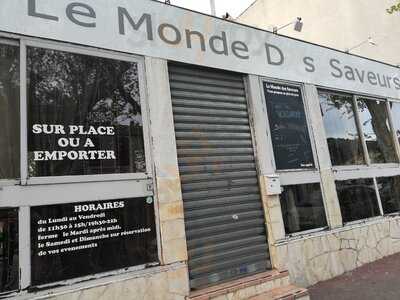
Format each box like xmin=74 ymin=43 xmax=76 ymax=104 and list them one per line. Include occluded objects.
xmin=30 ymin=197 xmax=157 ymax=285
xmin=264 ymin=82 xmax=315 ymax=170
xmin=357 ymin=99 xmax=397 ymax=164
xmin=377 ymin=176 xmax=400 ymax=214
xmin=27 ymin=47 xmax=146 ymax=177
xmin=319 ymin=92 xmax=364 ymax=166
xmin=0 ymin=43 xmax=20 ymax=179
xmin=280 ymin=184 xmax=327 ymax=234
xmin=336 ymin=179 xmax=380 ymax=223
xmin=388 ymin=102 xmax=400 ymax=145
xmin=0 ymin=209 xmax=18 ymax=293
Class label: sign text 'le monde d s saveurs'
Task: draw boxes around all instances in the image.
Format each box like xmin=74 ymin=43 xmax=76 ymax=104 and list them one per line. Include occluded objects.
xmin=18 ymin=0 xmax=400 ymax=99
xmin=32 ymin=124 xmax=117 ymax=161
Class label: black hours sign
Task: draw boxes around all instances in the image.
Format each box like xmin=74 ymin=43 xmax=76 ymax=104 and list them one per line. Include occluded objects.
xmin=264 ymin=82 xmax=315 ymax=170
xmin=31 ymin=197 xmax=158 ymax=285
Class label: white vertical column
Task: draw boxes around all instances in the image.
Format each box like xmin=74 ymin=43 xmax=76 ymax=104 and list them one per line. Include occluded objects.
xmin=304 ymin=84 xmax=343 ymax=228
xmin=19 ymin=40 xmax=31 ymax=290
xmin=353 ymin=95 xmax=371 ymax=166
xmin=144 ymin=57 xmax=188 ymax=273
xmin=20 ymin=40 xmax=28 ymax=185
xmin=246 ymin=75 xmax=286 ymax=270
xmin=386 ymin=100 xmax=400 ymax=162
xmin=19 ymin=206 xmax=31 ymax=289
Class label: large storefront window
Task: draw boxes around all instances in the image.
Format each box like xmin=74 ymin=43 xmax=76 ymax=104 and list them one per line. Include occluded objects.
xmin=357 ymin=99 xmax=397 ymax=164
xmin=280 ymin=184 xmax=327 ymax=234
xmin=0 ymin=36 xmax=157 ymax=293
xmin=0 ymin=43 xmax=20 ymax=180
xmin=336 ymin=179 xmax=380 ymax=223
xmin=319 ymin=92 xmax=364 ymax=166
xmin=27 ymin=47 xmax=146 ymax=177
xmin=320 ymin=90 xmax=400 ymax=225
xmin=320 ymin=91 xmax=399 ymax=167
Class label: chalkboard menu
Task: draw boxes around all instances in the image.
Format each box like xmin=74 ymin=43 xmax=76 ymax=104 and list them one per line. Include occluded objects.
xmin=264 ymin=82 xmax=315 ymax=170
xmin=31 ymin=197 xmax=158 ymax=285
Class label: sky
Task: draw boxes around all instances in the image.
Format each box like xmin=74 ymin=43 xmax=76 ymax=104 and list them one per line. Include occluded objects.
xmin=169 ymin=0 xmax=256 ymax=18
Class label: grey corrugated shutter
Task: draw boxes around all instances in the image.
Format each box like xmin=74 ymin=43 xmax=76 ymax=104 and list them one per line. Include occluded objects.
xmin=168 ymin=63 xmax=271 ymax=290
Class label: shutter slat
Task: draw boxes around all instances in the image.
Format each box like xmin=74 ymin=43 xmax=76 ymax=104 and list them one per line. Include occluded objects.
xmin=181 ymin=170 xmax=257 ymax=184
xmin=172 ymin=98 xmax=248 ymax=111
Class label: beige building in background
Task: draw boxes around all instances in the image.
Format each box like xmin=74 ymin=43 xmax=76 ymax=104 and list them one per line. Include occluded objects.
xmin=237 ymin=0 xmax=400 ymax=66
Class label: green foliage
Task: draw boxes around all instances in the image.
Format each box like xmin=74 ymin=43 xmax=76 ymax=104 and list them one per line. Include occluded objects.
xmin=387 ymin=1 xmax=400 ymax=14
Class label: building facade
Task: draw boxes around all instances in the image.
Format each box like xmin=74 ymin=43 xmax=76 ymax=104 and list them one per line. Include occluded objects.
xmin=237 ymin=0 xmax=400 ymax=65
xmin=0 ymin=1 xmax=399 ymax=299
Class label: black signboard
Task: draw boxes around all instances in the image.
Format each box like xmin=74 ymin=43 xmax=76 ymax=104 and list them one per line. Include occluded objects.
xmin=264 ymin=82 xmax=315 ymax=170
xmin=31 ymin=197 xmax=158 ymax=285
xmin=27 ymin=47 xmax=146 ymax=178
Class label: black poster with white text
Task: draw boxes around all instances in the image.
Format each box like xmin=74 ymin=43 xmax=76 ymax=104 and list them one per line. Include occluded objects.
xmin=27 ymin=47 xmax=146 ymax=178
xmin=264 ymin=82 xmax=315 ymax=170
xmin=31 ymin=197 xmax=157 ymax=286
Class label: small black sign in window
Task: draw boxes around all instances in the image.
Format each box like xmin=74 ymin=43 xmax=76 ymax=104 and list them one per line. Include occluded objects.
xmin=264 ymin=82 xmax=315 ymax=170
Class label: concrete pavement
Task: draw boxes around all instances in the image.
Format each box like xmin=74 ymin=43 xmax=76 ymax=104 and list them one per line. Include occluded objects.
xmin=308 ymin=253 xmax=400 ymax=300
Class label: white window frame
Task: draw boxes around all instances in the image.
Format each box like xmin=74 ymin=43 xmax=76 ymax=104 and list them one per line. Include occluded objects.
xmin=260 ymin=77 xmax=328 ymax=237
xmin=334 ymin=177 xmax=384 ymax=226
xmin=317 ymin=86 xmax=400 ymax=226
xmin=319 ymin=89 xmax=400 ymax=179
xmin=317 ymin=90 xmax=368 ymax=171
xmin=354 ymin=95 xmax=400 ymax=166
xmin=0 ymin=33 xmax=162 ymax=295
xmin=21 ymin=38 xmax=153 ymax=185
xmin=387 ymin=98 xmax=400 ymax=160
xmin=259 ymin=78 xmax=320 ymax=175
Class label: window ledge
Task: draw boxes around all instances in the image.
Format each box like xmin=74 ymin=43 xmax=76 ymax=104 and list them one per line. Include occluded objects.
xmin=25 ymin=173 xmax=151 ymax=186
xmin=0 ymin=179 xmax=20 ymax=188
xmin=275 ymin=215 xmax=400 ymax=245
xmin=8 ymin=262 xmax=185 ymax=300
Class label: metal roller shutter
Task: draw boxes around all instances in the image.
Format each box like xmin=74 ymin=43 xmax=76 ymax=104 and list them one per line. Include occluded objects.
xmin=168 ymin=63 xmax=271 ymax=290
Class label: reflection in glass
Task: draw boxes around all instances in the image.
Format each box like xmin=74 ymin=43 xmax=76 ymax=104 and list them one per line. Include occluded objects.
xmin=319 ymin=92 xmax=364 ymax=166
xmin=0 ymin=209 xmax=18 ymax=292
xmin=0 ymin=43 xmax=20 ymax=179
xmin=27 ymin=47 xmax=146 ymax=177
xmin=389 ymin=102 xmax=400 ymax=146
xmin=357 ymin=99 xmax=397 ymax=164
xmin=280 ymin=184 xmax=327 ymax=234
xmin=336 ymin=179 xmax=380 ymax=223
xmin=377 ymin=176 xmax=400 ymax=214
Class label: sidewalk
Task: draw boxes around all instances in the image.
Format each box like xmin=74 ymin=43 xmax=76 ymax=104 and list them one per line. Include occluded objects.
xmin=308 ymin=253 xmax=400 ymax=300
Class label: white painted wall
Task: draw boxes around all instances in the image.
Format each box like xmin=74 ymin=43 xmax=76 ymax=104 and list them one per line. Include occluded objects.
xmin=237 ymin=0 xmax=400 ymax=66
